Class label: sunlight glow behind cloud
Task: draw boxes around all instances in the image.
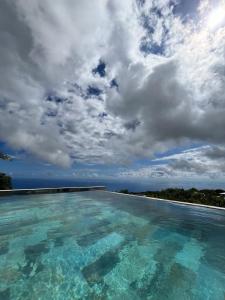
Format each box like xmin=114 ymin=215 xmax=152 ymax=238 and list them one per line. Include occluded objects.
xmin=207 ymin=3 xmax=225 ymax=30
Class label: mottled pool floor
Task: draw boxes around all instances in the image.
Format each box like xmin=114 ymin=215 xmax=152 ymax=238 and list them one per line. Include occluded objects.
xmin=0 ymin=191 xmax=225 ymax=300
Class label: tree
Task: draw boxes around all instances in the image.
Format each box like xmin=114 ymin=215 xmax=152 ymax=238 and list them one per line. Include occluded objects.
xmin=0 ymin=151 xmax=12 ymax=189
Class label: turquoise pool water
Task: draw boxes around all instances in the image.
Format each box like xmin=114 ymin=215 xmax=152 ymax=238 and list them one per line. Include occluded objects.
xmin=0 ymin=191 xmax=225 ymax=300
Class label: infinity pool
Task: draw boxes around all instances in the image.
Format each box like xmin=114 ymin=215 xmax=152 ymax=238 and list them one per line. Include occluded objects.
xmin=0 ymin=191 xmax=225 ymax=300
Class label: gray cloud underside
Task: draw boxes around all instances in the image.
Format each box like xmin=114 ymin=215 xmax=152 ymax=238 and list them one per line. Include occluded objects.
xmin=0 ymin=0 xmax=225 ymax=177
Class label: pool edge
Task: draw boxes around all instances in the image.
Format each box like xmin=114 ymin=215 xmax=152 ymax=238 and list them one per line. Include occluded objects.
xmin=106 ymin=191 xmax=225 ymax=211
xmin=0 ymin=186 xmax=106 ymax=197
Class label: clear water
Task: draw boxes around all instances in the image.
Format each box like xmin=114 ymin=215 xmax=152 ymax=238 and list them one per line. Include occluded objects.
xmin=0 ymin=191 xmax=225 ymax=300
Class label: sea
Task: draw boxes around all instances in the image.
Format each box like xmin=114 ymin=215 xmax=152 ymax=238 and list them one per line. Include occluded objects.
xmin=12 ymin=178 xmax=171 ymax=192
xmin=12 ymin=178 xmax=225 ymax=192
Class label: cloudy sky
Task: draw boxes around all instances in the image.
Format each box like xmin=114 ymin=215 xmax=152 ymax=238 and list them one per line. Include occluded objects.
xmin=1 ymin=0 xmax=225 ymax=188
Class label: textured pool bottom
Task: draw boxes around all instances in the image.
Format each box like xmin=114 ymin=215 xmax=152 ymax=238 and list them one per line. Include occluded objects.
xmin=0 ymin=191 xmax=225 ymax=299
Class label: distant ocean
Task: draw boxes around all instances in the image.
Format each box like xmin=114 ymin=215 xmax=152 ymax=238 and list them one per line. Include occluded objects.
xmin=12 ymin=178 xmax=169 ymax=192
xmin=12 ymin=178 xmax=225 ymax=192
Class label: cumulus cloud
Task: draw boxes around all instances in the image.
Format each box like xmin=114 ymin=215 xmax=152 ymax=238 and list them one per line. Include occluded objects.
xmin=0 ymin=0 xmax=225 ymax=176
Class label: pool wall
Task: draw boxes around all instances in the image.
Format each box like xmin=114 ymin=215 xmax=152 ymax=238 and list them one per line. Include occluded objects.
xmin=0 ymin=186 xmax=106 ymax=196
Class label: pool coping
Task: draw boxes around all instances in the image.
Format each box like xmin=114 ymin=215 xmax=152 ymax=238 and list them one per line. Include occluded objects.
xmin=0 ymin=186 xmax=106 ymax=196
xmin=107 ymin=191 xmax=225 ymax=211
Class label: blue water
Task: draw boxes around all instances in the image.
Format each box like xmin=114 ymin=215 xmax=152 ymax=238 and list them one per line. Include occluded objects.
xmin=12 ymin=178 xmax=225 ymax=192
xmin=12 ymin=178 xmax=168 ymax=192
xmin=0 ymin=191 xmax=225 ymax=299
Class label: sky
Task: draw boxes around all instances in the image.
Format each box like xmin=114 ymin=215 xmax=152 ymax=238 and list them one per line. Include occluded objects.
xmin=0 ymin=0 xmax=225 ymax=188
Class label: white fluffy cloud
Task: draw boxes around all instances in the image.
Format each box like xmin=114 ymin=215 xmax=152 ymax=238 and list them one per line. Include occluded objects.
xmin=0 ymin=0 xmax=225 ymax=176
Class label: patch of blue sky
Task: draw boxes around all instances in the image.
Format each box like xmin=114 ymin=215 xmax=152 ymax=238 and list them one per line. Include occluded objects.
xmin=173 ymin=0 xmax=200 ymax=22
xmin=139 ymin=0 xmax=201 ymax=57
xmin=92 ymin=60 xmax=106 ymax=78
xmin=0 ymin=141 xmax=13 ymax=156
xmin=110 ymin=78 xmax=119 ymax=90
xmin=140 ymin=39 xmax=165 ymax=56
xmin=86 ymin=86 xmax=103 ymax=98
xmin=128 ymin=143 xmax=208 ymax=168
xmin=46 ymin=92 xmax=65 ymax=104
xmin=0 ymin=145 xmax=69 ymax=179
xmin=139 ymin=13 xmax=167 ymax=56
xmin=0 ymin=156 xmax=41 ymax=178
xmin=140 ymin=14 xmax=155 ymax=35
xmin=154 ymin=143 xmax=207 ymax=160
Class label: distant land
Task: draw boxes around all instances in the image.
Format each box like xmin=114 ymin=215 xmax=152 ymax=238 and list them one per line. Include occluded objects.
xmin=119 ymin=188 xmax=225 ymax=208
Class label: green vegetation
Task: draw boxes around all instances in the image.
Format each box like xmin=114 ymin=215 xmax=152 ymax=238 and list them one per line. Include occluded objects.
xmin=119 ymin=188 xmax=225 ymax=208
xmin=0 ymin=151 xmax=12 ymax=189
xmin=0 ymin=173 xmax=12 ymax=190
